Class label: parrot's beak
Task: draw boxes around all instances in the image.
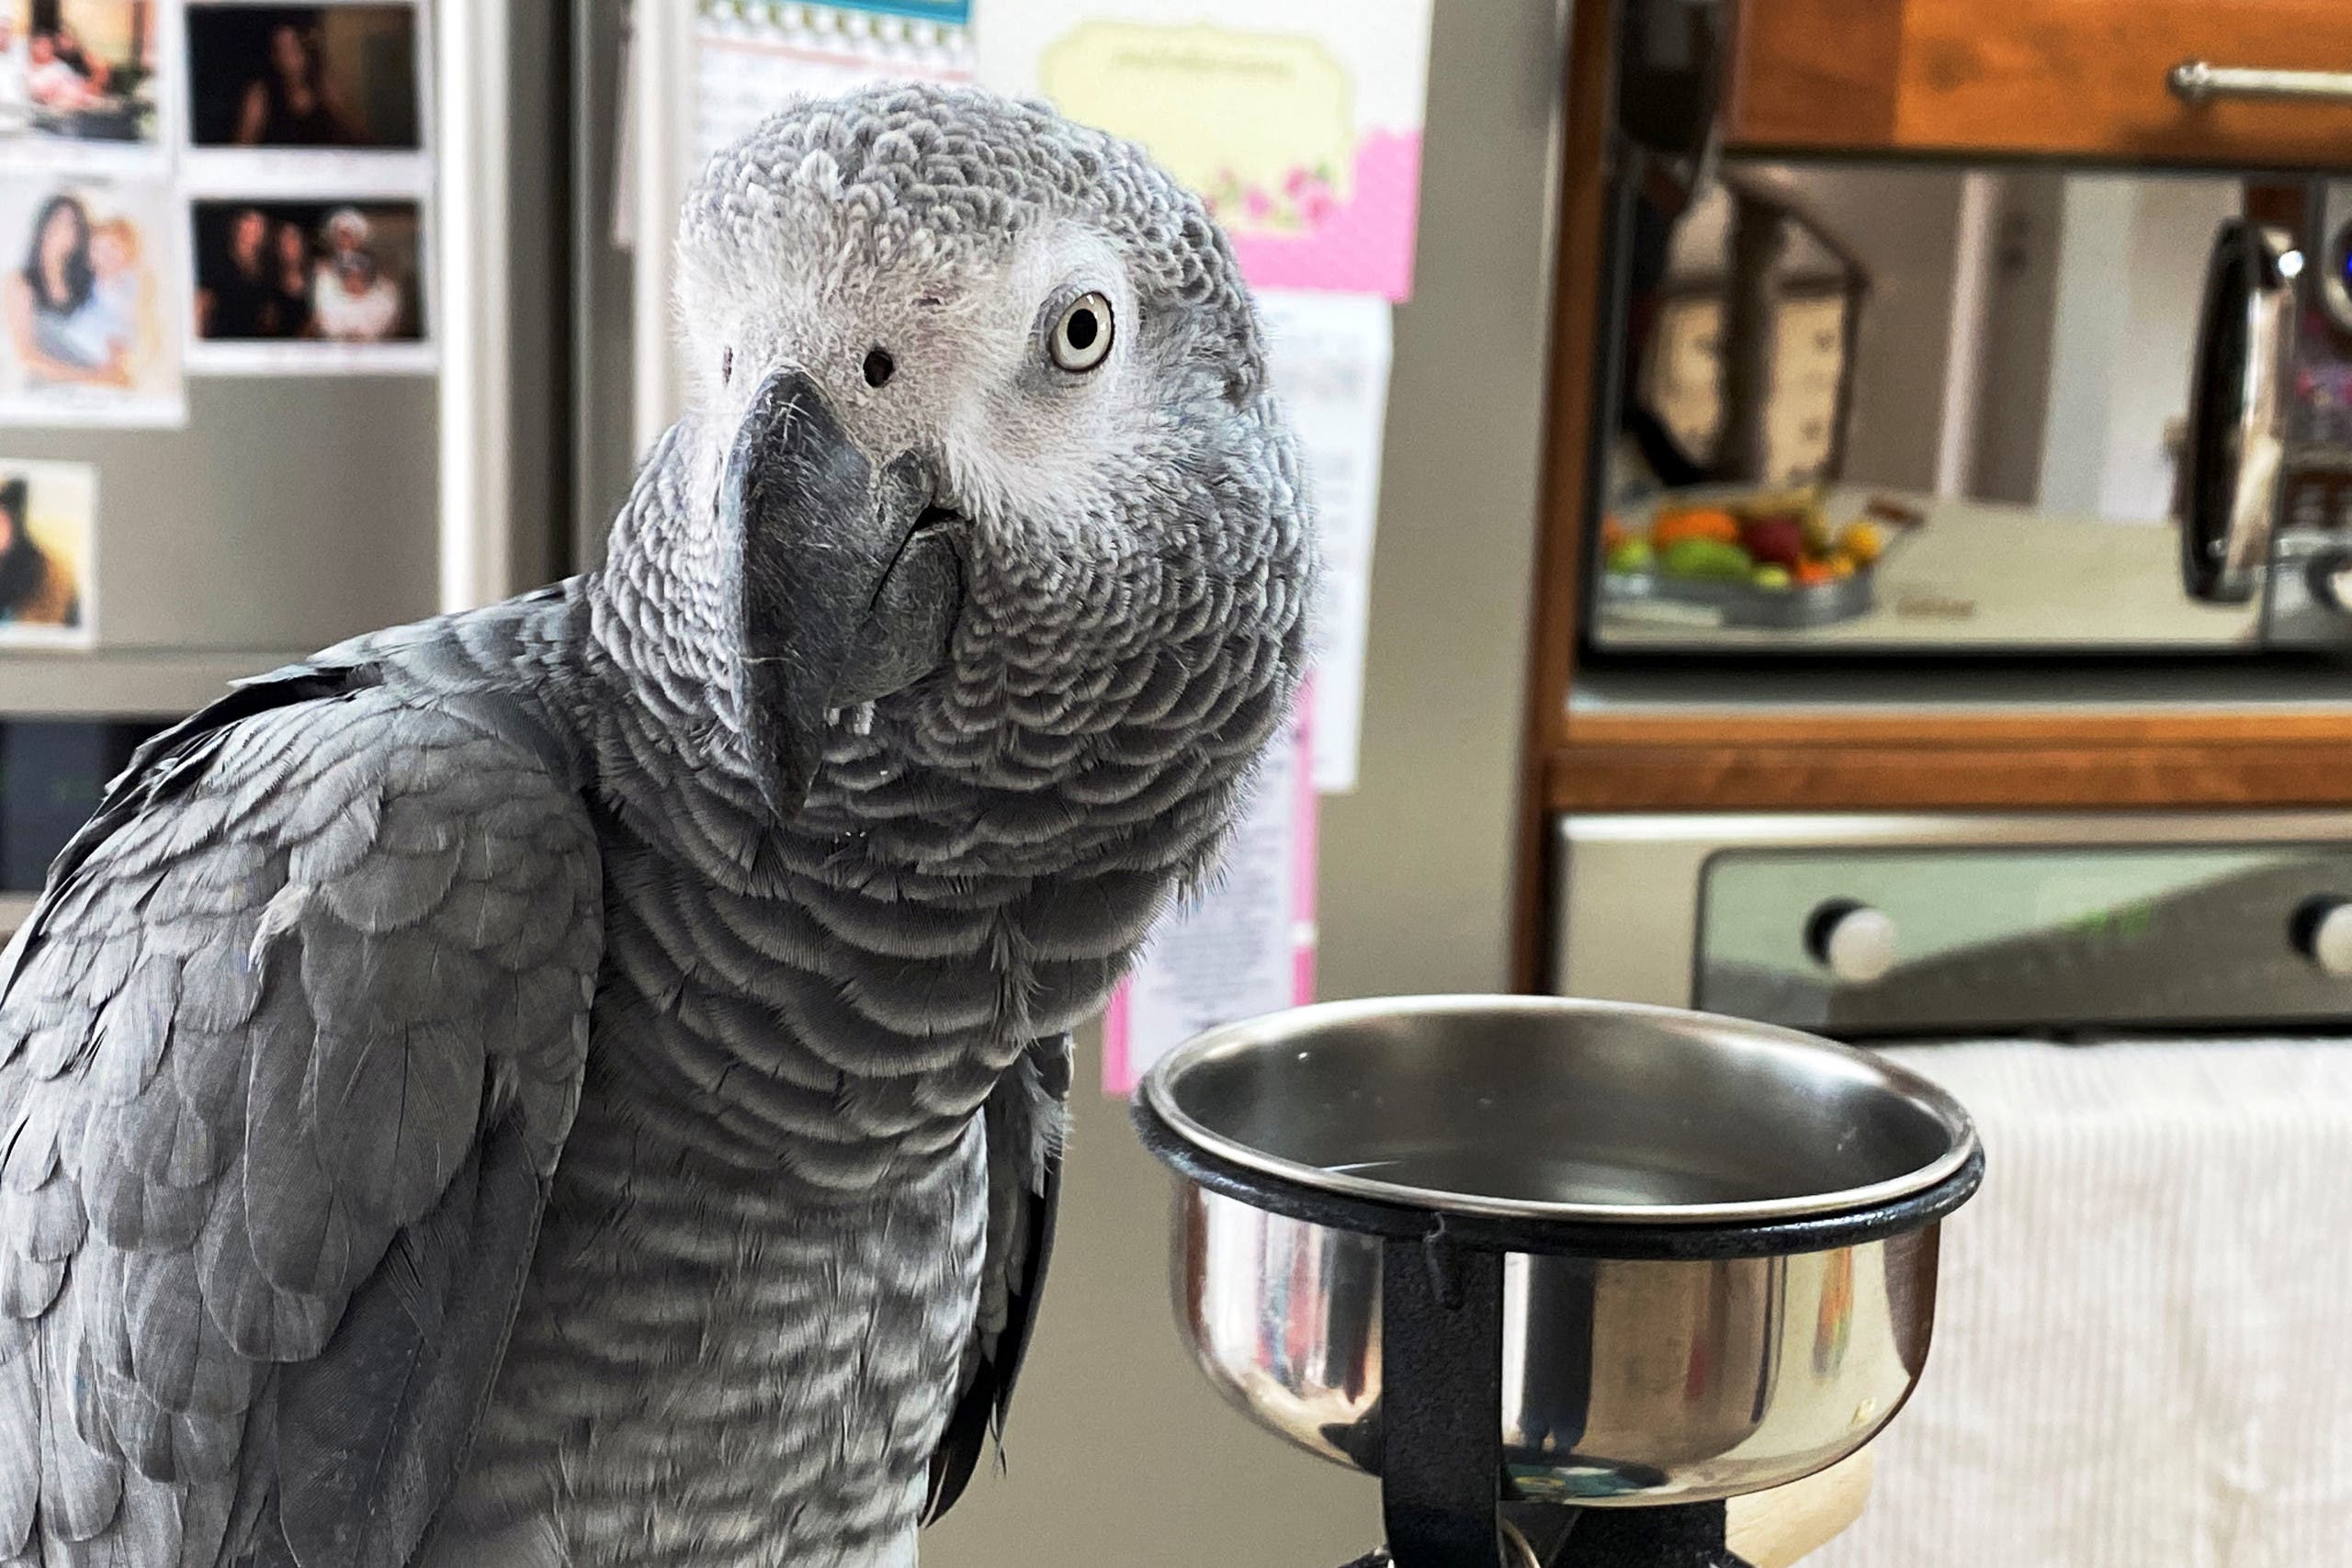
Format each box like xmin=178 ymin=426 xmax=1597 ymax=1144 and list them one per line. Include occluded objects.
xmin=722 ymin=368 xmax=964 ymax=818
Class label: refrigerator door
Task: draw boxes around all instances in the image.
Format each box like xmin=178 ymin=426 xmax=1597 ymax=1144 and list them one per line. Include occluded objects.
xmin=0 ymin=377 xmax=439 ymax=716
xmin=567 ymin=0 xmax=639 ymax=569
xmin=0 ymin=0 xmax=584 ymax=728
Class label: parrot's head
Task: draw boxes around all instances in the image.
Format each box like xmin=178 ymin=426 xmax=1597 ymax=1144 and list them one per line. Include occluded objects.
xmin=662 ymin=83 xmax=1314 ymax=828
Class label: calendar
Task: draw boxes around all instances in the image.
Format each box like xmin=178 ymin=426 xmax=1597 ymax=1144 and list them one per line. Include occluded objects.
xmin=694 ymin=1 xmax=974 ymax=165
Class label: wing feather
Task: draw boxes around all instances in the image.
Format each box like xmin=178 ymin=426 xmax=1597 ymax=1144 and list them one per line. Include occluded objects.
xmin=0 ymin=654 xmax=603 ymax=1567
xmin=0 ymin=1334 xmax=36 ymax=1554
xmin=923 ymin=1033 xmax=1070 ymax=1524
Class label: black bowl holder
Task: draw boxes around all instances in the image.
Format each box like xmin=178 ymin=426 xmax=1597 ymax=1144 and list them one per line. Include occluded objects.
xmin=1132 ymin=1099 xmax=1985 ymax=1568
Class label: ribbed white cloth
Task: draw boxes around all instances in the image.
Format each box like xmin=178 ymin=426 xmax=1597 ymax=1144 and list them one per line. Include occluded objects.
xmin=1811 ymin=1040 xmax=2352 ymax=1568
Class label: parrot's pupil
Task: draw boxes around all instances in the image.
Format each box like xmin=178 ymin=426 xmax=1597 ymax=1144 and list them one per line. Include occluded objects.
xmin=1066 ymin=310 xmax=1098 ymax=350
xmin=863 ymin=347 xmax=896 ymax=388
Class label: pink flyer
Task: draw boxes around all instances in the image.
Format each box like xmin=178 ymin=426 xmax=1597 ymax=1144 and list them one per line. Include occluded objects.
xmin=977 ymin=0 xmax=1433 ymax=302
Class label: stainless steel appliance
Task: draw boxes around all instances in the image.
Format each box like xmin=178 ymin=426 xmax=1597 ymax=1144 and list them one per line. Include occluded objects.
xmin=0 ymin=2 xmax=573 ymax=919
xmin=1551 ymin=812 xmax=2352 ymax=1036
xmin=1581 ymin=111 xmax=2352 ymax=655
xmin=1134 ymin=995 xmax=1981 ymax=1567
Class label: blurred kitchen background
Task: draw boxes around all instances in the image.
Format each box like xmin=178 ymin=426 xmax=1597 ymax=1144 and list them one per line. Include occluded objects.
xmin=2 ymin=0 xmax=2351 ymax=1563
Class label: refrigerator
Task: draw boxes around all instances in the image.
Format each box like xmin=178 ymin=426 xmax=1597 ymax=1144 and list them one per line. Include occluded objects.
xmin=0 ymin=1 xmax=1564 ymax=1561
xmin=0 ymin=0 xmax=570 ymax=920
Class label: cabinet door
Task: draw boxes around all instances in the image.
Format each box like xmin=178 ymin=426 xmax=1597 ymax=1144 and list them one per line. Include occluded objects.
xmin=1729 ymin=0 xmax=2352 ymax=166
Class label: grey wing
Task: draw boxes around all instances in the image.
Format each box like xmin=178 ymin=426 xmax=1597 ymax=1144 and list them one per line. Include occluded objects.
xmin=0 ymin=665 xmax=602 ymax=1568
xmin=923 ymin=1034 xmax=1070 ymax=1523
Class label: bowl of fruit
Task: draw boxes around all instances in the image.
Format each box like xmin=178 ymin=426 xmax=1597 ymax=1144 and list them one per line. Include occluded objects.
xmin=1600 ymin=491 xmax=1894 ymax=629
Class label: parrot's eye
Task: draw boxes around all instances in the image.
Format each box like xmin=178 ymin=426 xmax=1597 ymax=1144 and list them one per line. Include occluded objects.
xmin=863 ymin=346 xmax=895 ymax=388
xmin=1047 ymin=292 xmax=1114 ymax=373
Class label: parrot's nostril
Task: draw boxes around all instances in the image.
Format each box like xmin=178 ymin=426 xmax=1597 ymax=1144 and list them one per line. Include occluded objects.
xmin=863 ymin=347 xmax=896 ymax=388
xmin=722 ymin=348 xmax=734 ymax=384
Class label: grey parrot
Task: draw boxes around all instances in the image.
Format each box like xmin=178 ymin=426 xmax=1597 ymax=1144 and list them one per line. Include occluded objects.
xmin=0 ymin=83 xmax=1313 ymax=1567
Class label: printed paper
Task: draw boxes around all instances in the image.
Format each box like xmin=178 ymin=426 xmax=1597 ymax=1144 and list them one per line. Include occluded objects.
xmin=174 ymin=4 xmax=435 ymax=372
xmin=0 ymin=457 xmax=96 ymax=648
xmin=183 ymin=194 xmax=434 ymax=374
xmin=0 ymin=173 xmax=185 ymax=424
xmin=1102 ymin=695 xmax=1316 ymax=1096
xmin=977 ymin=0 xmax=1432 ymax=300
xmin=695 ymin=0 xmax=973 ymax=167
xmin=0 ymin=0 xmax=166 ymax=170
xmin=180 ymin=2 xmax=431 ymax=195
xmin=1258 ymin=288 xmax=1391 ymax=793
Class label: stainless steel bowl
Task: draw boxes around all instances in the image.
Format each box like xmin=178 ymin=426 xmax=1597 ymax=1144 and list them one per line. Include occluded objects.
xmin=1137 ymin=996 xmax=1981 ymax=1506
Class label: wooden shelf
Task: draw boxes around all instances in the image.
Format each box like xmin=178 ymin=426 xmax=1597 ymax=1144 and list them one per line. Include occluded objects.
xmin=1547 ymin=708 xmax=2352 ymax=812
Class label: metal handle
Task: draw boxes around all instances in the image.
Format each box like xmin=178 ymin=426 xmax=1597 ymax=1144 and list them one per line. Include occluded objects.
xmin=2180 ymin=220 xmax=2295 ymax=604
xmin=2170 ymin=60 xmax=2352 ymax=106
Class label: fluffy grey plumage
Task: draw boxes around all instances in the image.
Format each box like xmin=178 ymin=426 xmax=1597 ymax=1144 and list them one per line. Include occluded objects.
xmin=0 ymin=83 xmax=1312 ymax=1567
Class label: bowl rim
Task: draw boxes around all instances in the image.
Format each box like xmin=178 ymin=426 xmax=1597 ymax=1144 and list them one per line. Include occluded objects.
xmin=1136 ymin=993 xmax=1983 ymax=1228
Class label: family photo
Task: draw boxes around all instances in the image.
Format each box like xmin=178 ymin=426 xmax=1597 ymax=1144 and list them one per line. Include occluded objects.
xmin=0 ymin=175 xmax=178 ymax=423
xmin=191 ymin=197 xmax=423 ymax=344
xmin=187 ymin=4 xmax=418 ymax=150
xmin=0 ymin=457 xmax=92 ymax=646
xmin=0 ymin=0 xmax=160 ymax=150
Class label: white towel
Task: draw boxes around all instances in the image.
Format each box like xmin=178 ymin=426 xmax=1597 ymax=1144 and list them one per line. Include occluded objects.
xmin=1810 ymin=1040 xmax=2352 ymax=1568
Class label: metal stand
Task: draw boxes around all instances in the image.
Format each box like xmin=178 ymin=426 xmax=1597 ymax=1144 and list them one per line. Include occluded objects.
xmin=1125 ymin=1043 xmax=1983 ymax=1568
xmin=1549 ymin=1505 xmax=1749 ymax=1567
xmin=1355 ymin=1222 xmax=1755 ymax=1568
xmin=1340 ymin=1503 xmax=1749 ymax=1568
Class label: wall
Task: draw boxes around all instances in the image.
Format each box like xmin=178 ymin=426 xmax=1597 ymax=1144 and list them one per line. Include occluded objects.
xmin=2034 ymin=177 xmax=2139 ymax=517
xmin=1768 ymin=165 xmax=1967 ymax=493
xmin=1657 ymin=161 xmax=1970 ymax=493
xmin=2097 ymin=176 xmax=2238 ymax=522
xmin=1968 ymin=171 xmax=2064 ymax=505
xmin=1973 ymin=173 xmax=2237 ymax=521
xmin=924 ymin=1 xmax=1559 ymax=1562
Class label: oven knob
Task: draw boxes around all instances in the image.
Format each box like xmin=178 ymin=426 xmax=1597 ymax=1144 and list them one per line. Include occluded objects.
xmin=2291 ymin=897 xmax=2352 ymax=977
xmin=2305 ymin=550 xmax=2352 ymax=613
xmin=1805 ymin=901 xmax=1899 ymax=985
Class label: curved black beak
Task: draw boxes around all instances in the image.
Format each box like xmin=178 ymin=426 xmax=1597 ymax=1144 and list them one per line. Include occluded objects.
xmin=721 ymin=368 xmax=963 ymax=818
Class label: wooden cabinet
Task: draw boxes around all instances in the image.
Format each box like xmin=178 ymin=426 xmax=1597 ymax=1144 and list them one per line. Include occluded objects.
xmin=1506 ymin=0 xmax=2352 ymax=989
xmin=1728 ymin=0 xmax=2352 ymax=166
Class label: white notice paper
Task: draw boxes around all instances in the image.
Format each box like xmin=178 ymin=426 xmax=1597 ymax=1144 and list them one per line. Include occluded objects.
xmin=1257 ymin=289 xmax=1392 ymax=794
xmin=1102 ymin=698 xmax=1316 ymax=1095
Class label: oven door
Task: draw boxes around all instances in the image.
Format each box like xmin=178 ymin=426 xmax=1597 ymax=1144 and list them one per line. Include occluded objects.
xmin=1551 ymin=812 xmax=2352 ymax=1037
xmin=1579 ymin=157 xmax=2290 ymax=658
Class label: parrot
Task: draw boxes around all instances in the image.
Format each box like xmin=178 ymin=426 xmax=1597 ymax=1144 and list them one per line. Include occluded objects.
xmin=0 ymin=82 xmax=1314 ymax=1567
